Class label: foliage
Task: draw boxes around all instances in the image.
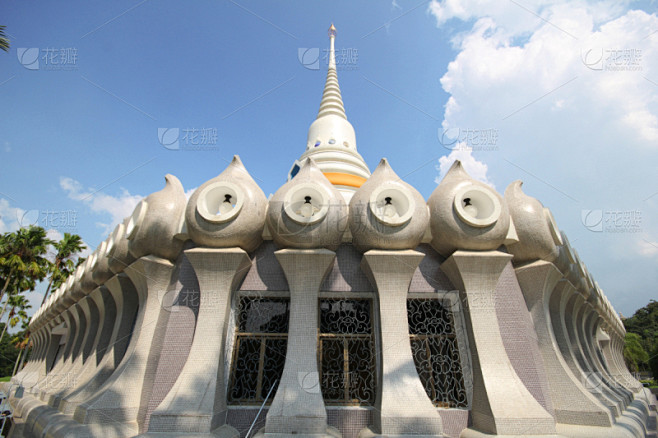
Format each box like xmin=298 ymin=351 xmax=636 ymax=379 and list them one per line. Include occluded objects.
xmin=623 ymin=332 xmax=649 ymax=372
xmin=0 ymin=294 xmax=31 ymax=342
xmin=0 ymin=324 xmax=23 ymax=377
xmin=40 ymin=232 xmax=86 ymax=307
xmin=0 ymin=226 xmax=85 ymax=374
xmin=0 ymin=26 xmax=9 ymax=53
xmin=623 ymin=300 xmax=658 ymax=375
xmin=0 ymin=226 xmax=54 ymax=301
xmin=650 ymin=346 xmax=658 ymax=381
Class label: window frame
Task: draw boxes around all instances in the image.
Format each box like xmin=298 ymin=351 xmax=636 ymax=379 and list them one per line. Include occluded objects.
xmin=227 ymin=292 xmax=290 ymax=406
xmin=407 ymin=291 xmax=473 ymax=410
xmin=317 ymin=295 xmax=377 ymax=407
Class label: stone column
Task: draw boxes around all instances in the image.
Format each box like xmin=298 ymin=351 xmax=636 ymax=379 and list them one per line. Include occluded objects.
xmin=17 ymin=320 xmax=56 ymax=385
xmin=13 ymin=322 xmax=58 ymax=417
xmin=148 ymin=248 xmax=251 ymax=435
xmin=581 ymin=308 xmax=630 ymax=406
xmin=263 ymin=249 xmax=338 ymax=437
xmin=73 ymin=255 xmax=174 ymax=437
xmin=21 ymin=312 xmax=79 ymax=437
xmin=43 ymin=303 xmax=88 ymax=401
xmin=574 ymin=300 xmax=625 ymax=411
xmin=563 ymin=293 xmax=620 ymax=417
xmin=515 ymin=261 xmax=613 ymax=427
xmin=441 ymin=250 xmax=557 ymax=436
xmin=40 ymin=287 xmax=117 ymax=438
xmin=14 ymin=327 xmax=45 ymax=382
xmin=37 ymin=308 xmax=79 ymax=400
xmin=358 ymin=249 xmax=443 ymax=437
xmin=58 ymin=273 xmax=137 ymax=416
xmin=48 ymin=295 xmax=100 ymax=408
xmin=550 ymin=282 xmax=590 ymax=395
xmin=596 ymin=319 xmax=637 ymax=396
xmin=602 ymin=329 xmax=642 ymax=393
xmin=50 ymin=286 xmax=109 ymax=408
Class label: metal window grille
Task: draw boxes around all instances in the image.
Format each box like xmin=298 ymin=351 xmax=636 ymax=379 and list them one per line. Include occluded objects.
xmin=408 ymin=299 xmax=468 ymax=408
xmin=228 ymin=297 xmax=290 ymax=405
xmin=318 ymin=298 xmax=375 ymax=406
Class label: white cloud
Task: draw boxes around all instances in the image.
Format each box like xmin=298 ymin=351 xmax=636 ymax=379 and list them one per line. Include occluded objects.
xmin=436 ymin=146 xmax=493 ymax=186
xmin=0 ymin=198 xmax=27 ymax=233
xmin=637 ymin=237 xmax=658 ymax=257
xmin=185 ymin=187 xmax=197 ymax=200
xmin=46 ymin=228 xmax=63 ymax=242
xmin=429 ymin=0 xmax=658 ymax=315
xmin=60 ymin=177 xmax=143 ymax=234
xmin=434 ymin=2 xmax=658 ymax=148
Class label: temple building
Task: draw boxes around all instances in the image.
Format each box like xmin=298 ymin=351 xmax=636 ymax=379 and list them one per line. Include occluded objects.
xmin=4 ymin=24 xmax=657 ymax=438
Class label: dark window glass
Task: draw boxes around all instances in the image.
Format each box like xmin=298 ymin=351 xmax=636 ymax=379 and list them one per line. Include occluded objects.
xmin=408 ymin=299 xmax=468 ymax=408
xmin=318 ymin=299 xmax=375 ymax=406
xmin=228 ymin=297 xmax=289 ymax=405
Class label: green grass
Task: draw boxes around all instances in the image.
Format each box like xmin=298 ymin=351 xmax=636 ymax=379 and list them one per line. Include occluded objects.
xmin=0 ymin=376 xmax=11 ymax=382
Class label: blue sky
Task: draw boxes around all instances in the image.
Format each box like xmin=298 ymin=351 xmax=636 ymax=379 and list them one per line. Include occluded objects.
xmin=1 ymin=0 xmax=657 ymax=318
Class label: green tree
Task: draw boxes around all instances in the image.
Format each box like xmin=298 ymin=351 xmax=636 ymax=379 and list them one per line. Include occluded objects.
xmin=624 ymin=299 xmax=658 ymax=376
xmin=0 ymin=226 xmax=53 ymax=304
xmin=40 ymin=233 xmax=86 ymax=307
xmin=0 ymin=230 xmax=85 ymax=375
xmin=0 ymin=324 xmax=22 ymax=376
xmin=12 ymin=322 xmax=30 ymax=376
xmin=650 ymin=347 xmax=658 ymax=381
xmin=0 ymin=26 xmax=9 ymax=52
xmin=624 ymin=332 xmax=649 ymax=373
xmin=0 ymin=293 xmax=31 ymax=343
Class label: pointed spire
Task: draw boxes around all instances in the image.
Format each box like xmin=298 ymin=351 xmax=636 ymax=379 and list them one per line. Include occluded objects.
xmin=290 ymin=23 xmax=370 ymax=203
xmin=317 ymin=23 xmax=347 ymax=120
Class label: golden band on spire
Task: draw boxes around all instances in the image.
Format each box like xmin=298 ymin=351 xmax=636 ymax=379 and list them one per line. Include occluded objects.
xmin=329 ymin=23 xmax=336 ymax=38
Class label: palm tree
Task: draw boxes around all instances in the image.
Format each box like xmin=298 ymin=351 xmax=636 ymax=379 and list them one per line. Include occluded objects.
xmin=0 ymin=226 xmax=53 ymax=304
xmin=40 ymin=233 xmax=86 ymax=307
xmin=11 ymin=324 xmax=30 ymax=376
xmin=0 ymin=293 xmax=31 ymax=343
xmin=0 ymin=276 xmax=34 ymax=322
xmin=0 ymin=26 xmax=9 ymax=52
xmin=11 ymin=323 xmax=29 ymax=376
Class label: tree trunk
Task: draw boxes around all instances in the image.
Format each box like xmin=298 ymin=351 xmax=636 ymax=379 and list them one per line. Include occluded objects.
xmin=12 ymin=348 xmax=22 ymax=376
xmin=0 ymin=266 xmax=14 ymax=304
xmin=16 ymin=334 xmax=29 ymax=374
xmin=40 ymin=259 xmax=60 ymax=308
xmin=0 ymin=298 xmax=11 ymax=328
xmin=40 ymin=276 xmax=54 ymax=308
xmin=0 ymin=318 xmax=9 ymax=344
xmin=0 ymin=302 xmax=14 ymax=344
